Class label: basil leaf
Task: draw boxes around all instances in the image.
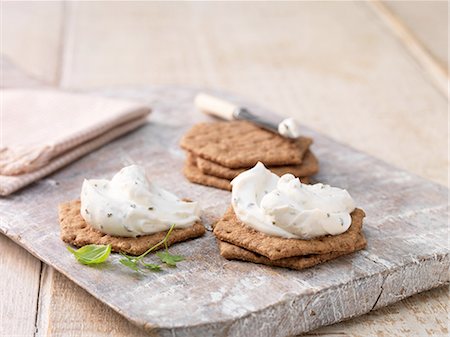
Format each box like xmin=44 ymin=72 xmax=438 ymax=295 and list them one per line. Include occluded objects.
xmin=156 ymin=251 xmax=184 ymax=267
xmin=67 ymin=244 xmax=111 ymax=265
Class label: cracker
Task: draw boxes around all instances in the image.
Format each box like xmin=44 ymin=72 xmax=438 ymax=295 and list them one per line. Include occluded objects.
xmin=59 ymin=200 xmax=206 ymax=256
xmin=192 ymin=150 xmax=319 ymax=180
xmin=183 ymin=159 xmax=310 ymax=191
xmin=218 ymin=234 xmax=367 ymax=270
xmin=180 ymin=121 xmax=313 ymax=168
xmin=213 ymin=207 xmax=366 ymax=260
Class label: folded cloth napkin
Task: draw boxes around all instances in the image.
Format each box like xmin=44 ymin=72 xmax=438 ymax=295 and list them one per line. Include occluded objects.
xmin=1 ymin=89 xmax=151 ymax=196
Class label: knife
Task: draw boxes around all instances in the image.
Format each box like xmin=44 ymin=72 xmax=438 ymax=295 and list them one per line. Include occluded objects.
xmin=194 ymin=93 xmax=301 ymax=139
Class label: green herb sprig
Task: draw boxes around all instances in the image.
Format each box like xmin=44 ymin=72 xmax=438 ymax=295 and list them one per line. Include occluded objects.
xmin=119 ymin=224 xmax=184 ymax=272
xmin=67 ymin=224 xmax=184 ymax=272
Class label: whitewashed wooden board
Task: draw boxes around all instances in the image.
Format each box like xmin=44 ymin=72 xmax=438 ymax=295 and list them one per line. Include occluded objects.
xmin=0 ymin=87 xmax=448 ymax=337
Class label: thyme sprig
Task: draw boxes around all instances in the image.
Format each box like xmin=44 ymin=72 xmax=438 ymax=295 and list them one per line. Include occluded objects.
xmin=119 ymin=224 xmax=184 ymax=272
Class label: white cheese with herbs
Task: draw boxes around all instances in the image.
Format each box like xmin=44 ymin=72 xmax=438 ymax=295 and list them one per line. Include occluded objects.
xmin=231 ymin=162 xmax=355 ymax=239
xmin=80 ymin=165 xmax=200 ymax=237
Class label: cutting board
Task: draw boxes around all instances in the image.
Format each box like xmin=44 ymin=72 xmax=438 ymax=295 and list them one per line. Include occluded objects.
xmin=1 ymin=86 xmax=448 ymax=337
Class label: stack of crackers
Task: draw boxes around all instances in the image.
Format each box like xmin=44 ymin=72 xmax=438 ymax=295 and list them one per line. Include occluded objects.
xmin=213 ymin=207 xmax=367 ymax=270
xmin=180 ymin=121 xmax=319 ymax=190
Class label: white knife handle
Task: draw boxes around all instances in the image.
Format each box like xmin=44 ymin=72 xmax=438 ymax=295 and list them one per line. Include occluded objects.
xmin=194 ymin=93 xmax=238 ymax=120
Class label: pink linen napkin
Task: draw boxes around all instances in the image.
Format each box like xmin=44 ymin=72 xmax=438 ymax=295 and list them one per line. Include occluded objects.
xmin=1 ymin=89 xmax=151 ymax=195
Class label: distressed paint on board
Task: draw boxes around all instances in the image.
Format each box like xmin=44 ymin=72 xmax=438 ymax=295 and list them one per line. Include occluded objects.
xmin=0 ymin=87 xmax=448 ymax=337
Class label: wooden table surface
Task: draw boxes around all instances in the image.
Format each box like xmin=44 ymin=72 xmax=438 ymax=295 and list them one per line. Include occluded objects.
xmin=1 ymin=1 xmax=448 ymax=336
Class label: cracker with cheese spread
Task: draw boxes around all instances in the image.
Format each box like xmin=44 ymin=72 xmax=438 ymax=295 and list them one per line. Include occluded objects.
xmin=59 ymin=200 xmax=206 ymax=256
xmin=213 ymin=207 xmax=366 ymax=260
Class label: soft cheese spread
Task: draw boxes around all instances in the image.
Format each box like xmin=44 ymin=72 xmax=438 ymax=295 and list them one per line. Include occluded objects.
xmin=80 ymin=165 xmax=201 ymax=237
xmin=231 ymin=162 xmax=355 ymax=239
xmin=278 ymin=117 xmax=301 ymax=138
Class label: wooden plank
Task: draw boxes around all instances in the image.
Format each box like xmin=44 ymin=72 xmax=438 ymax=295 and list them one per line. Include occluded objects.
xmin=36 ymin=266 xmax=147 ymax=337
xmin=369 ymin=0 xmax=448 ymax=95
xmin=0 ymin=57 xmax=43 ymax=88
xmin=1 ymin=1 xmax=65 ymax=85
xmin=383 ymin=0 xmax=448 ymax=72
xmin=0 ymin=86 xmax=447 ymax=336
xmin=0 ymin=235 xmax=41 ymax=337
xmin=307 ymin=285 xmax=449 ymax=336
xmin=59 ymin=1 xmax=448 ymax=187
xmin=0 ymin=54 xmax=45 ymax=337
